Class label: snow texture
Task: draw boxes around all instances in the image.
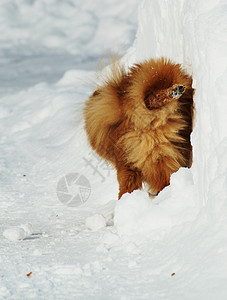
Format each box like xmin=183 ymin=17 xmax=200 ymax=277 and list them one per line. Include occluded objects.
xmin=0 ymin=0 xmax=227 ymax=299
xmin=85 ymin=214 xmax=106 ymax=231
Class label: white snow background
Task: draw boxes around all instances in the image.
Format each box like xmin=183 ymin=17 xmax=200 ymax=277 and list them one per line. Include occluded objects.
xmin=0 ymin=0 xmax=227 ymax=299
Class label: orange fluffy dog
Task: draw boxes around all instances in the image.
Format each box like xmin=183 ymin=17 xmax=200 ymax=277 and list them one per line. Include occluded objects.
xmin=84 ymin=58 xmax=194 ymax=199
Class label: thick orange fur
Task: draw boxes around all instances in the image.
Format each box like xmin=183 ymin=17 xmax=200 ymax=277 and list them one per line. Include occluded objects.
xmin=84 ymin=58 xmax=194 ymax=199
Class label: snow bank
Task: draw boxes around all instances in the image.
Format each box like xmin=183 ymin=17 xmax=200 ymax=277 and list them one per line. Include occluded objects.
xmin=183 ymin=0 xmax=227 ymax=210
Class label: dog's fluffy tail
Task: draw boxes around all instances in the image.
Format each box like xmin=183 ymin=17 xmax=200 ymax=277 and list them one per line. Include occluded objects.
xmin=84 ymin=60 xmax=125 ymax=162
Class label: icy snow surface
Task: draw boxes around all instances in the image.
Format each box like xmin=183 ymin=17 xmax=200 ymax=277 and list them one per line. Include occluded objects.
xmin=1 ymin=0 xmax=227 ymax=299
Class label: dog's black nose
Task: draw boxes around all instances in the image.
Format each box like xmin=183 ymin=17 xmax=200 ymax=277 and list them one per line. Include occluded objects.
xmin=179 ymin=85 xmax=185 ymax=93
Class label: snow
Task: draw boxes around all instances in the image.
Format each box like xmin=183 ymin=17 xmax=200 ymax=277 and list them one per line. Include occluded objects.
xmin=1 ymin=0 xmax=227 ymax=299
xmin=3 ymin=223 xmax=33 ymax=242
xmin=115 ymin=169 xmax=196 ymax=236
xmin=85 ymin=214 xmax=106 ymax=231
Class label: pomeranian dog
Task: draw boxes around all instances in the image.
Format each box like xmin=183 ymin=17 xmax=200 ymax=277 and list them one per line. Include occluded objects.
xmin=84 ymin=57 xmax=194 ymax=199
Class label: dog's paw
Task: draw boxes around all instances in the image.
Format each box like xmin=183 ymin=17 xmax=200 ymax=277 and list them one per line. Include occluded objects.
xmin=172 ymin=85 xmax=185 ymax=98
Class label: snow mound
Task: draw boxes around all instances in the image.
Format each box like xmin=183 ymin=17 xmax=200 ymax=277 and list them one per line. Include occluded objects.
xmin=114 ymin=168 xmax=197 ymax=236
xmin=85 ymin=214 xmax=106 ymax=231
xmin=3 ymin=223 xmax=33 ymax=241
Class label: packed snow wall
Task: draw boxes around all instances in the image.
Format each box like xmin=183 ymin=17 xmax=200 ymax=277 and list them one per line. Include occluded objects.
xmin=128 ymin=0 xmax=227 ymax=212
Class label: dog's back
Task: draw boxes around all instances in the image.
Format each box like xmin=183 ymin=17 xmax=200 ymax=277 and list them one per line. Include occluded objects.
xmin=84 ymin=62 xmax=125 ymax=163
